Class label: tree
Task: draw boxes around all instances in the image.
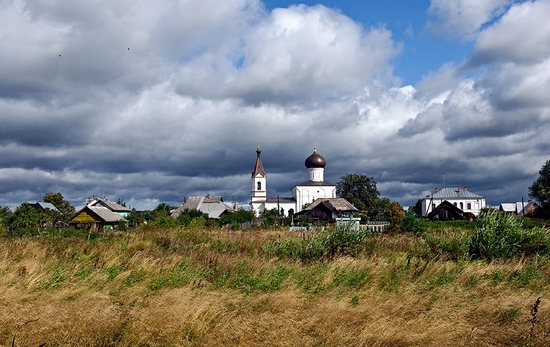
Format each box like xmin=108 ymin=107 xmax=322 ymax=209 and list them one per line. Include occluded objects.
xmin=8 ymin=204 xmax=44 ymax=235
xmin=337 ymin=173 xmax=385 ymax=218
xmin=388 ymin=201 xmax=405 ymax=232
xmin=529 ymin=159 xmax=550 ymax=217
xmin=0 ymin=206 xmax=12 ymax=227
xmin=43 ymin=192 xmax=76 ymax=224
xmin=412 ymin=199 xmax=423 ymax=218
xmin=127 ymin=208 xmax=145 ymax=228
xmin=218 ymin=209 xmax=255 ymax=228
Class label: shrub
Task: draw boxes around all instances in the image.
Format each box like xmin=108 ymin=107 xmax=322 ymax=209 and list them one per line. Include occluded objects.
xmin=470 ymin=209 xmax=550 ymax=260
xmin=401 ymin=211 xmax=426 ymax=236
xmin=421 ymin=230 xmax=470 ymax=261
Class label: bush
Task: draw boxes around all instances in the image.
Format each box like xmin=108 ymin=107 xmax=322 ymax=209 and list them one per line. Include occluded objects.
xmin=263 ymin=222 xmax=370 ymax=261
xmin=401 ymin=211 xmax=426 ymax=236
xmin=421 ymin=230 xmax=470 ymax=261
xmin=470 ymin=209 xmax=550 ymax=260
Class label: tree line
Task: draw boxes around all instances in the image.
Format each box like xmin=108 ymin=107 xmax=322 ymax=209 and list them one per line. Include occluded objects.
xmin=1 ymin=159 xmax=550 ymax=235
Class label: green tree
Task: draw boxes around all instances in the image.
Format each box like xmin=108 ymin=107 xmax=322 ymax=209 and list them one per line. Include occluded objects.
xmin=371 ymin=197 xmax=391 ymax=221
xmin=529 ymin=159 xmax=550 ymax=218
xmin=127 ymin=208 xmax=145 ymax=228
xmin=0 ymin=206 xmax=12 ymax=227
xmin=43 ymin=192 xmax=76 ymax=223
xmin=154 ymin=203 xmax=176 ymax=217
xmin=412 ymin=199 xmax=423 ymax=218
xmin=218 ymin=209 xmax=255 ymax=228
xmin=336 ymin=173 xmax=389 ymax=220
xmin=176 ymin=209 xmax=209 ymax=226
xmin=387 ymin=201 xmax=405 ymax=232
xmin=8 ymin=204 xmax=44 ymax=235
xmin=401 ymin=210 xmax=426 ymax=236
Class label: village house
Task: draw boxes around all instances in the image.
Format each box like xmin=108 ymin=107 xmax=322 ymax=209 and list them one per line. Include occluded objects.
xmin=69 ymin=198 xmax=130 ymax=231
xmin=171 ymin=195 xmax=236 ymax=219
xmin=295 ymin=198 xmax=359 ymax=224
xmin=422 ymin=187 xmax=486 ymax=218
xmin=499 ymin=200 xmax=539 ymax=216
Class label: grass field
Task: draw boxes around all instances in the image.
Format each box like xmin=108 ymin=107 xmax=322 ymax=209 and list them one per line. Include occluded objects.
xmin=2 ymin=226 xmax=550 ymax=346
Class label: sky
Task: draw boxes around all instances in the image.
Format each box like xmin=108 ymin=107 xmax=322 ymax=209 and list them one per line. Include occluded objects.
xmin=1 ymin=0 xmax=549 ymax=211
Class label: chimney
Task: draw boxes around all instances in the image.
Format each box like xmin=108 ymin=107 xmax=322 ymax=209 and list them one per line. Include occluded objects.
xmin=435 ymin=188 xmax=438 ymax=193
xmin=457 ymin=187 xmax=461 ymax=193
xmin=464 ymin=187 xmax=467 ymax=191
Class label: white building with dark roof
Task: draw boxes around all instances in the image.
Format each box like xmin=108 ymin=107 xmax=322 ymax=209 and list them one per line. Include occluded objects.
xmin=250 ymin=146 xmax=336 ymax=216
xmin=422 ymin=187 xmax=486 ymax=217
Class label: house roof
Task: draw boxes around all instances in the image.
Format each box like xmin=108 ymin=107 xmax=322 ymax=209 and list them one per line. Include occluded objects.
xmin=171 ymin=195 xmax=235 ymax=219
xmin=87 ymin=198 xmax=131 ymax=212
xmin=70 ymin=206 xmax=125 ymax=223
xmin=301 ymin=198 xmax=358 ymax=213
xmin=27 ymin=202 xmax=58 ymax=211
xmin=428 ymin=187 xmax=484 ymax=199
xmin=88 ymin=206 xmax=126 ymax=222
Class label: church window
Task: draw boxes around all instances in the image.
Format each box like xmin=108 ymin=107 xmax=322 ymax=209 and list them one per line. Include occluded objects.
xmin=257 ymin=181 xmax=261 ymax=190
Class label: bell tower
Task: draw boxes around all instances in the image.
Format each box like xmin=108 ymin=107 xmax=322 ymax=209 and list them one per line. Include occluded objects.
xmin=251 ymin=145 xmax=267 ymax=202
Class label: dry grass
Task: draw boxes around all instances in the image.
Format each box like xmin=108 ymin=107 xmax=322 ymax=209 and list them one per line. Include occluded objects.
xmin=2 ymin=227 xmax=550 ymax=346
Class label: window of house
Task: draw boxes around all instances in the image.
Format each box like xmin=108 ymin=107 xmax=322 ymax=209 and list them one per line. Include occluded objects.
xmin=467 ymin=203 xmax=472 ymax=210
xmin=460 ymin=202 xmax=463 ymax=209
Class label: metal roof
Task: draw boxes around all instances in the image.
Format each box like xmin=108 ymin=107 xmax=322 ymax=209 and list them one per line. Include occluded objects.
xmin=428 ymin=187 xmax=484 ymax=199
xmin=87 ymin=206 xmax=125 ymax=222
xmin=88 ymin=198 xmax=131 ymax=212
xmin=171 ymin=195 xmax=235 ymax=219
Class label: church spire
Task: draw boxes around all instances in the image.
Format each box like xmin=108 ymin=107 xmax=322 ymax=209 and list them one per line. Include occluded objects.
xmin=252 ymin=144 xmax=266 ymax=177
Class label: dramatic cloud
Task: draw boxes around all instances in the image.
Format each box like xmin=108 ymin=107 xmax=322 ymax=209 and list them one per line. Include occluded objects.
xmin=0 ymin=0 xmax=549 ymax=211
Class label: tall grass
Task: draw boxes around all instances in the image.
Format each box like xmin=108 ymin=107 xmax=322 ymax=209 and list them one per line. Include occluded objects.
xmin=2 ymin=224 xmax=550 ymax=346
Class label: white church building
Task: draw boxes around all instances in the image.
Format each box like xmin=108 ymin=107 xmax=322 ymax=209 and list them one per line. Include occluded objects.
xmin=250 ymin=146 xmax=336 ymax=216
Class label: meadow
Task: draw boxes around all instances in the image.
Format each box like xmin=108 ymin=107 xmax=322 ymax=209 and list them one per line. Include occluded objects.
xmin=2 ymin=217 xmax=550 ymax=346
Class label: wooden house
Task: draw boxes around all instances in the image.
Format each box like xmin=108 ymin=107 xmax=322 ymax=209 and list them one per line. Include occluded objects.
xmin=69 ymin=206 xmax=125 ymax=231
xmin=86 ymin=198 xmax=131 ymax=218
xmin=295 ymin=198 xmax=358 ymax=224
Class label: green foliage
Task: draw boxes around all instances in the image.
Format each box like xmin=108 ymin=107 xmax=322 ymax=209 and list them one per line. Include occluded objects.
xmin=470 ymin=209 xmax=550 ymax=260
xmin=262 ymin=237 xmax=304 ymax=260
xmin=263 ymin=222 xmax=369 ymax=261
xmin=420 ymin=230 xmax=470 ymax=261
xmin=153 ymin=214 xmax=178 ymax=228
xmin=127 ymin=208 xmax=145 ymax=228
xmin=388 ymin=201 xmax=405 ymax=232
xmin=42 ymin=192 xmax=76 ymax=223
xmin=412 ymin=199 xmax=423 ymax=218
xmin=401 ymin=210 xmax=426 ymax=235
xmin=218 ymin=209 xmax=255 ymax=227
xmin=337 ymin=173 xmax=390 ymax=220
xmin=332 ymin=268 xmax=371 ymax=289
xmin=529 ymin=159 xmax=550 ymax=217
xmin=8 ymin=204 xmax=43 ymax=233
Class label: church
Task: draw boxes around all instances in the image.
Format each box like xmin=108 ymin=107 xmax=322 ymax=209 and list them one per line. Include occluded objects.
xmin=250 ymin=145 xmax=336 ymax=216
